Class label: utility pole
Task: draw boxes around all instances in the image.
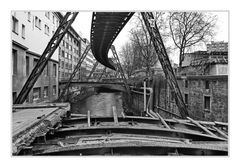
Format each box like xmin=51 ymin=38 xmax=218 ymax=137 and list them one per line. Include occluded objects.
xmin=141 ymin=12 xmax=189 ymax=118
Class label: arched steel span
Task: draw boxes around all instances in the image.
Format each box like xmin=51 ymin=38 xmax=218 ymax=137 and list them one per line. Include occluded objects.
xmin=90 ymin=12 xmax=134 ymax=70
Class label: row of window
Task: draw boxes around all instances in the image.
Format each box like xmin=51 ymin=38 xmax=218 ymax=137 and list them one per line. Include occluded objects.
xmin=60 ymin=49 xmax=80 ymax=62
xmin=12 ymin=49 xmax=57 ymax=77
xmin=65 ymin=33 xmax=79 ymax=45
xmin=61 ymin=61 xmax=73 ymax=70
xmin=12 ymin=85 xmax=56 ymax=103
xmin=62 ymin=40 xmax=79 ymax=54
xmin=12 ymin=13 xmax=57 ymax=40
xmin=12 ymin=16 xmax=25 ymax=39
xmin=33 ymin=85 xmax=56 ymax=101
xmin=44 ymin=12 xmax=58 ymax=26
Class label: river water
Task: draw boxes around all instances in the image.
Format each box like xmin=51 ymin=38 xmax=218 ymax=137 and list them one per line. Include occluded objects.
xmin=71 ymin=92 xmax=123 ymax=117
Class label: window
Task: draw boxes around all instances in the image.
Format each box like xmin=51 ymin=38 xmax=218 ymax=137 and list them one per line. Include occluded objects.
xmin=61 ymin=61 xmax=64 ymax=68
xmin=66 ymin=43 xmax=69 ymax=49
xmin=53 ymin=64 xmax=57 ymax=77
xmin=33 ymin=87 xmax=41 ymax=100
xmin=53 ymin=85 xmax=56 ymax=95
xmin=44 ymin=64 xmax=49 ymax=76
xmin=184 ymin=94 xmax=188 ymax=106
xmin=43 ymin=86 xmax=48 ymax=98
xmin=45 ymin=12 xmax=50 ymax=19
xmin=27 ymin=12 xmax=31 ymax=22
xmin=56 ymin=20 xmax=59 ymax=28
xmin=44 ymin=24 xmax=50 ymax=35
xmin=33 ymin=58 xmax=38 ymax=67
xmin=205 ymin=80 xmax=210 ymax=89
xmin=70 ymin=54 xmax=72 ymax=60
xmin=185 ymin=80 xmax=188 ymax=88
xmin=12 ymin=49 xmax=18 ymax=75
xmin=26 ymin=56 xmax=29 ymax=76
xmin=52 ymin=15 xmax=55 ymax=24
xmin=35 ymin=16 xmax=41 ymax=29
xmin=63 ymin=40 xmax=65 ymax=47
xmin=58 ymin=47 xmax=61 ymax=55
xmin=13 ymin=92 xmax=17 ymax=103
xmin=22 ymin=24 xmax=25 ymax=39
xmin=62 ymin=50 xmax=65 ymax=57
xmin=12 ymin=16 xmax=18 ymax=34
xmin=204 ymin=96 xmax=211 ymax=111
xmin=70 ymin=45 xmax=72 ymax=51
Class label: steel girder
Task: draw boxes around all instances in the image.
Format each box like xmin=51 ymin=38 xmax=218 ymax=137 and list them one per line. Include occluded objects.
xmin=141 ymin=12 xmax=189 ymax=118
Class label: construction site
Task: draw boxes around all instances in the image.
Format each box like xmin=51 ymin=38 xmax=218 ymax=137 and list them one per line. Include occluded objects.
xmin=12 ymin=12 xmax=228 ymax=156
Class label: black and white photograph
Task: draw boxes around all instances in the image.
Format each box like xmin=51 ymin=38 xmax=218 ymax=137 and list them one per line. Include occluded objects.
xmin=10 ymin=10 xmax=229 ymax=156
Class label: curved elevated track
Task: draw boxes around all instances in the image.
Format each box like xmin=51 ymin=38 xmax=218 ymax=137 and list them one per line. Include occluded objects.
xmin=90 ymin=12 xmax=134 ymax=70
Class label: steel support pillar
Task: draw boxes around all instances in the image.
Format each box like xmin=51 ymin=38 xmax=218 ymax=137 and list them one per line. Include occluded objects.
xmin=111 ymin=45 xmax=132 ymax=104
xmin=87 ymin=61 xmax=99 ymax=81
xmin=14 ymin=12 xmax=78 ymax=104
xmin=111 ymin=45 xmax=128 ymax=85
xmin=97 ymin=67 xmax=107 ymax=82
xmin=141 ymin=12 xmax=189 ymax=118
xmin=57 ymin=45 xmax=91 ymax=101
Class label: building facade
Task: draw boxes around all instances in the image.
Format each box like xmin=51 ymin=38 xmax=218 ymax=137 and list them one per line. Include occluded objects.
xmin=152 ymin=74 xmax=228 ymax=122
xmin=153 ymin=44 xmax=228 ymax=122
xmin=58 ymin=15 xmax=82 ymax=82
xmin=207 ymin=41 xmax=228 ymax=52
xmin=12 ymin=11 xmax=61 ymax=103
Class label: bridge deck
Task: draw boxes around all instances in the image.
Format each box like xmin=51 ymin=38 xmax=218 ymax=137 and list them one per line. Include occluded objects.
xmin=12 ymin=103 xmax=70 ymax=155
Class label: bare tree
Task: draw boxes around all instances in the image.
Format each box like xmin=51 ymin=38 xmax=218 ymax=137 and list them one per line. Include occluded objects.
xmin=169 ymin=12 xmax=217 ymax=68
xmin=128 ymin=12 xmax=167 ymax=77
xmin=119 ymin=42 xmax=137 ymax=78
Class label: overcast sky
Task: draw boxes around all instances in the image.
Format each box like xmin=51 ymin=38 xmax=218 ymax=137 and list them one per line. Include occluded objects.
xmin=72 ymin=11 xmax=228 ymax=64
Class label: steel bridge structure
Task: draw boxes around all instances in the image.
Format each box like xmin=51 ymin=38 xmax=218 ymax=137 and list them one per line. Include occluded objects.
xmin=12 ymin=12 xmax=228 ymax=155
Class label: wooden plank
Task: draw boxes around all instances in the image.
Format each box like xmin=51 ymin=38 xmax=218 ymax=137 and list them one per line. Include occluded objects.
xmin=148 ymin=110 xmax=158 ymax=118
xmin=212 ymin=126 xmax=228 ymax=139
xmin=171 ymin=118 xmax=216 ymax=126
xmin=155 ymin=112 xmax=171 ymax=129
xmin=71 ymin=113 xmax=87 ymax=117
xmin=187 ymin=117 xmax=217 ymax=137
xmin=121 ymin=111 xmax=125 ymax=118
xmin=87 ymin=110 xmax=91 ymax=127
xmin=214 ymin=121 xmax=228 ymax=127
xmin=112 ymin=106 xmax=118 ymax=124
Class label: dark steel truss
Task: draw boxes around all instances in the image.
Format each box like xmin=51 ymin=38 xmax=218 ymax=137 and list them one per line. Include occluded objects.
xmin=141 ymin=12 xmax=189 ymax=118
xmin=14 ymin=12 xmax=78 ymax=104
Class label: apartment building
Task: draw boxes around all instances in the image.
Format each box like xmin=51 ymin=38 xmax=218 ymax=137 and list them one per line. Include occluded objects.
xmin=57 ymin=14 xmax=82 ymax=81
xmin=79 ymin=39 xmax=95 ymax=80
xmin=207 ymin=41 xmax=228 ymax=52
xmin=12 ymin=11 xmax=61 ymax=103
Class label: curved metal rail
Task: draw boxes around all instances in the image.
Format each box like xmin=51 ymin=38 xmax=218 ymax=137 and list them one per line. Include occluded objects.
xmin=90 ymin=12 xmax=134 ymax=70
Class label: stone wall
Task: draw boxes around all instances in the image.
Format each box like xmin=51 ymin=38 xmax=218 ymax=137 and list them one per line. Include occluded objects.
xmin=178 ymin=75 xmax=228 ymax=122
